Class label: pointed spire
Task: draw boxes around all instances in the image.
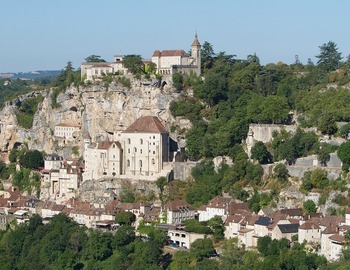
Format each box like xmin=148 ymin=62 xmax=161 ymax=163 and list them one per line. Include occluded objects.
xmin=192 ymin=32 xmax=200 ymax=46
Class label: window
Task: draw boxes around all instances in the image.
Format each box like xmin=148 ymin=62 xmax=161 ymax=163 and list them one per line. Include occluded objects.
xmin=140 ymin=139 xmax=143 ymax=144
xmin=128 ymin=149 xmax=130 ymax=153
xmin=140 ymin=149 xmax=143 ymax=154
xmin=128 ymin=138 xmax=131 ymax=144
xmin=139 ymin=160 xmax=142 ymax=167
xmin=152 ymin=158 xmax=155 ymax=165
xmin=127 ymin=160 xmax=130 ymax=167
xmin=153 ymin=136 xmax=155 ymax=139
xmin=134 ymin=147 xmax=137 ymax=153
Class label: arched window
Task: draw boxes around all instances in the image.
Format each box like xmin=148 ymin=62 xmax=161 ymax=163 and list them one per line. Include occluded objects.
xmin=139 ymin=160 xmax=142 ymax=168
xmin=152 ymin=158 xmax=155 ymax=165
xmin=140 ymin=139 xmax=143 ymax=145
xmin=134 ymin=147 xmax=137 ymax=153
xmin=128 ymin=138 xmax=131 ymax=144
xmin=140 ymin=149 xmax=143 ymax=154
xmin=127 ymin=160 xmax=130 ymax=167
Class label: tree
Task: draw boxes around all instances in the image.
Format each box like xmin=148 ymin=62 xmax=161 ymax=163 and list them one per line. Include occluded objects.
xmin=115 ymin=211 xmax=136 ymax=226
xmin=201 ymin=41 xmax=215 ymax=70
xmin=273 ymin=163 xmax=289 ymax=182
xmin=156 ymin=176 xmax=167 ymax=205
xmin=190 ymin=238 xmax=215 ymax=261
xmin=338 ymin=141 xmax=350 ymax=169
xmin=251 ymin=141 xmax=272 ymax=164
xmin=122 ymin=55 xmax=144 ymax=75
xmin=172 ymin=72 xmax=183 ymax=90
xmin=317 ymin=147 xmax=330 ymax=166
xmin=84 ymin=55 xmax=106 ymax=62
xmin=338 ymin=123 xmax=350 ymax=139
xmin=317 ymin=113 xmax=338 ymax=135
xmin=113 ymin=225 xmax=135 ymax=248
xmin=208 ymin=216 xmax=225 ymax=241
xmin=19 ymin=150 xmax=44 ymax=169
xmin=257 ymin=236 xmax=272 ymax=256
xmin=316 ymin=41 xmax=342 ymax=72
xmin=303 ymin=200 xmax=317 ymax=214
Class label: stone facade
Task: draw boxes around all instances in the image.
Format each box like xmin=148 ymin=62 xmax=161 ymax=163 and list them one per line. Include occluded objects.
xmin=83 ymin=116 xmax=172 ymax=181
xmin=151 ymin=34 xmax=201 ymax=76
xmin=54 ymin=122 xmax=81 ymax=141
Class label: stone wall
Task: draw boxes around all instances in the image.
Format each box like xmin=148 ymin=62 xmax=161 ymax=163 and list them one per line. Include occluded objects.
xmin=249 ymin=124 xmax=297 ymax=143
xmin=173 ymin=162 xmax=197 ymax=180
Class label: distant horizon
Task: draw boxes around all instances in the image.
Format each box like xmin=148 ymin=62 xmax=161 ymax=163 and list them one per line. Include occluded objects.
xmin=1 ymin=0 xmax=350 ymax=73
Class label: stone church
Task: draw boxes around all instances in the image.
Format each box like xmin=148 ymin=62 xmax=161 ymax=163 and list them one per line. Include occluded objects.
xmin=83 ymin=116 xmax=171 ymax=181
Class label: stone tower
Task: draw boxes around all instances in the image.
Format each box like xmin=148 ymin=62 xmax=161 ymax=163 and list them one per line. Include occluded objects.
xmin=191 ymin=33 xmax=201 ymax=75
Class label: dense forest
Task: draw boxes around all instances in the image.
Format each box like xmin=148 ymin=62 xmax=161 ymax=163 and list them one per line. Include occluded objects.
xmin=170 ymin=41 xmax=350 ymax=161
xmin=1 ymin=214 xmax=350 ymax=270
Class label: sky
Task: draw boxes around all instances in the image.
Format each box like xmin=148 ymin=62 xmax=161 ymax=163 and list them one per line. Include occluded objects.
xmin=1 ymin=0 xmax=350 ymax=73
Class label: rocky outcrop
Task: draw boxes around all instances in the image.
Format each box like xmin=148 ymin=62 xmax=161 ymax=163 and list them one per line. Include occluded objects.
xmin=0 ymin=82 xmax=179 ymax=160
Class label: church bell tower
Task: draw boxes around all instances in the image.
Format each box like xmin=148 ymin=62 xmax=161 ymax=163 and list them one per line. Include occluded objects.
xmin=191 ymin=33 xmax=201 ymax=75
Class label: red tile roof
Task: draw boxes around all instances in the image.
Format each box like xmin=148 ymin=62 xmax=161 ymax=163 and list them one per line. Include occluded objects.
xmin=299 ymin=221 xmax=320 ymax=230
xmin=97 ymin=141 xmax=121 ymax=149
xmin=164 ymin=199 xmax=194 ymax=212
xmin=329 ymin=233 xmax=345 ymax=243
xmin=124 ymin=116 xmax=168 ymax=133
xmin=152 ymin=50 xmax=189 ymax=57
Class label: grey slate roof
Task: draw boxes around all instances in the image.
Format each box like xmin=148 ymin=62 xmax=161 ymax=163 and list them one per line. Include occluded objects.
xmin=278 ymin=223 xmax=299 ymax=234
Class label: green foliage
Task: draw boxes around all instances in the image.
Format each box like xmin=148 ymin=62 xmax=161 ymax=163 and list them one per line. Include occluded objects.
xmin=119 ymin=188 xmax=136 ymax=203
xmin=303 ymin=199 xmax=317 ymax=213
xmin=190 ymin=238 xmax=215 ymax=261
xmin=113 ymin=225 xmax=135 ymax=248
xmin=301 ymin=168 xmax=329 ymax=192
xmin=0 ymin=79 xmax=33 ymax=109
xmin=0 ymin=161 xmax=13 ymax=180
xmin=116 ymin=76 xmax=131 ymax=88
xmin=338 ymin=123 xmax=350 ymax=139
xmin=0 ymin=213 xmax=171 ymax=270
xmin=17 ymin=94 xmax=43 ymax=129
xmin=185 ymin=160 xmax=227 ymax=207
xmin=208 ymin=216 xmax=225 ymax=241
xmin=114 ymin=211 xmax=136 ymax=226
xmin=19 ymin=150 xmax=44 ymax=169
xmin=316 ymin=41 xmax=342 ymax=72
xmin=251 ymin=141 xmax=272 ymax=164
xmin=51 ymin=62 xmax=81 ymax=108
xmin=169 ymin=98 xmax=203 ymax=124
xmin=71 ymin=146 xmax=79 ymax=156
xmin=122 ymin=55 xmax=144 ymax=75
xmin=84 ymin=55 xmax=106 ymax=62
xmin=273 ymin=163 xmax=289 ymax=182
xmin=172 ymin=72 xmax=184 ymax=90
xmin=338 ymin=141 xmax=350 ymax=169
xmin=183 ymin=219 xmax=212 ymax=234
xmin=271 ymin=128 xmax=319 ymax=164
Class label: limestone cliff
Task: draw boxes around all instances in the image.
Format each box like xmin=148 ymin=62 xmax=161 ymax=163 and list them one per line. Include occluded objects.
xmin=0 ymin=82 xmax=184 ymax=160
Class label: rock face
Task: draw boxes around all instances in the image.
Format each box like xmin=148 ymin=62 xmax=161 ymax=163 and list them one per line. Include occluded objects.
xmin=0 ymin=82 xmax=179 ymax=160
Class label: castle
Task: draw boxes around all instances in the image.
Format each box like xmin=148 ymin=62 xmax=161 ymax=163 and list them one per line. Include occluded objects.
xmin=80 ymin=34 xmax=201 ymax=81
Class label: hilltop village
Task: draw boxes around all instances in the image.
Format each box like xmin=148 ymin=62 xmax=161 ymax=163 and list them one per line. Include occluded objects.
xmin=2 ymin=35 xmax=350 ymax=268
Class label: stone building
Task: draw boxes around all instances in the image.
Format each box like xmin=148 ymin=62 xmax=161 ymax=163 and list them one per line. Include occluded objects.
xmin=151 ymin=34 xmax=201 ymax=76
xmin=54 ymin=122 xmax=81 ymax=141
xmin=83 ymin=115 xmax=171 ymax=181
xmin=42 ymin=155 xmax=83 ymax=199
xmin=80 ymin=35 xmax=201 ymax=81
